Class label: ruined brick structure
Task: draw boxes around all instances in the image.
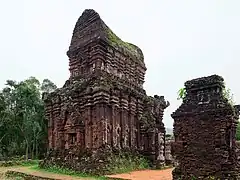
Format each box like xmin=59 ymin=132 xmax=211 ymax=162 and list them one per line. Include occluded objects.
xmin=235 ymin=105 xmax=240 ymax=164
xmin=172 ymin=75 xmax=240 ymax=179
xmin=237 ymin=141 xmax=240 ymax=165
xmin=42 ymin=9 xmax=170 ymax=170
xmin=164 ymin=137 xmax=174 ymax=165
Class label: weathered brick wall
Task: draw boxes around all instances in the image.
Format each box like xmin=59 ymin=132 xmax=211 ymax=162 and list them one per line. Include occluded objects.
xmin=237 ymin=141 xmax=240 ymax=164
xmin=171 ymin=75 xmax=240 ymax=179
xmin=165 ymin=137 xmax=174 ymax=165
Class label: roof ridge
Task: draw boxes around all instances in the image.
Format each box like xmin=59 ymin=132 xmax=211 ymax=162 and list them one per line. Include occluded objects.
xmin=68 ymin=9 xmax=145 ymax=64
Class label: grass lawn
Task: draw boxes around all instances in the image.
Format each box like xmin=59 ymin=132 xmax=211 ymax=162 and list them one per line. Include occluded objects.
xmin=0 ymin=161 xmax=107 ymax=180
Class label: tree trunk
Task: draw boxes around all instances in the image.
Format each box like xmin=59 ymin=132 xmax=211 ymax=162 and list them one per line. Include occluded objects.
xmin=35 ymin=140 xmax=38 ymax=159
xmin=32 ymin=141 xmax=35 ymax=160
xmin=25 ymin=140 xmax=28 ymax=161
xmin=0 ymin=134 xmax=6 ymax=143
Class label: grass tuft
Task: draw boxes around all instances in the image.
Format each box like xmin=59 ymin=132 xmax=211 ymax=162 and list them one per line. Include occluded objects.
xmin=31 ymin=165 xmax=107 ymax=180
xmin=0 ymin=160 xmax=39 ymax=167
xmin=105 ymin=152 xmax=149 ymax=174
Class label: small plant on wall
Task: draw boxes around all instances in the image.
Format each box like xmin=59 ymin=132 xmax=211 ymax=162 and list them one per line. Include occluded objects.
xmin=177 ymin=88 xmax=186 ymax=100
xmin=177 ymin=84 xmax=240 ymax=141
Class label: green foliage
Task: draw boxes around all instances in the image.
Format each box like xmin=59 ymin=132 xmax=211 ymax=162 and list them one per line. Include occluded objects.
xmin=105 ymin=152 xmax=149 ymax=174
xmin=0 ymin=160 xmax=39 ymax=167
xmin=41 ymin=79 xmax=57 ymax=93
xmin=222 ymin=82 xmax=235 ymax=105
xmin=104 ymin=26 xmax=142 ymax=61
xmin=222 ymin=86 xmax=235 ymax=105
xmin=177 ymin=84 xmax=240 ymax=141
xmin=32 ymin=165 xmax=106 ymax=179
xmin=177 ymin=84 xmax=235 ymax=105
xmin=41 ymin=150 xmax=149 ymax=176
xmin=0 ymin=77 xmax=57 ymax=160
xmin=177 ymin=88 xmax=186 ymax=100
xmin=5 ymin=175 xmax=24 ymax=180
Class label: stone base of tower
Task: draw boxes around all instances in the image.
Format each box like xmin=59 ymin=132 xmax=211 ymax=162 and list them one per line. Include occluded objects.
xmin=40 ymin=145 xmax=150 ymax=176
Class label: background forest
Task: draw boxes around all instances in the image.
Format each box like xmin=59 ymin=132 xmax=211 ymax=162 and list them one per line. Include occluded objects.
xmin=0 ymin=77 xmax=57 ymax=160
xmin=0 ymin=77 xmax=239 ymax=160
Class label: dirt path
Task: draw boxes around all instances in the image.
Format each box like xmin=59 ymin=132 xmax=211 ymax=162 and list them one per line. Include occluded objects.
xmin=0 ymin=166 xmax=17 ymax=179
xmin=107 ymin=168 xmax=173 ymax=180
xmin=0 ymin=166 xmax=95 ymax=180
xmin=0 ymin=166 xmax=173 ymax=180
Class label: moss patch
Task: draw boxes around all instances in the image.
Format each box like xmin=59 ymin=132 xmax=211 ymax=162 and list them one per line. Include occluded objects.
xmin=103 ymin=25 xmax=143 ymax=61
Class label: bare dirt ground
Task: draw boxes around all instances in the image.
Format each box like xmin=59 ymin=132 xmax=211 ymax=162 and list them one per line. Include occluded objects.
xmin=107 ymin=168 xmax=173 ymax=180
xmin=0 ymin=166 xmax=16 ymax=179
xmin=0 ymin=166 xmax=173 ymax=180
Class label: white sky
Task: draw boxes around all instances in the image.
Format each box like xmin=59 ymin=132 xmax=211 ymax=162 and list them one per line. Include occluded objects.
xmin=0 ymin=0 xmax=240 ymax=128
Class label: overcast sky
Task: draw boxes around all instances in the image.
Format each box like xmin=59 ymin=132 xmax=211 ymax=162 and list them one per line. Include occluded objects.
xmin=0 ymin=0 xmax=240 ymax=128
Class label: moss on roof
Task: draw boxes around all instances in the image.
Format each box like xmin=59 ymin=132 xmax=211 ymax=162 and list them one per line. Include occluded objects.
xmin=69 ymin=9 xmax=145 ymax=63
xmin=103 ymin=24 xmax=144 ymax=62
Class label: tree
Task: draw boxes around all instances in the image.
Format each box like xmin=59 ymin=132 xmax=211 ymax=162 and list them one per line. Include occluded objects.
xmin=41 ymin=79 xmax=57 ymax=93
xmin=0 ymin=77 xmax=57 ymax=160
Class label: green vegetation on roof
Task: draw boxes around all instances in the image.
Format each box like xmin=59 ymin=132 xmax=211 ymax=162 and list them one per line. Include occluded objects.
xmin=104 ymin=25 xmax=143 ymax=61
